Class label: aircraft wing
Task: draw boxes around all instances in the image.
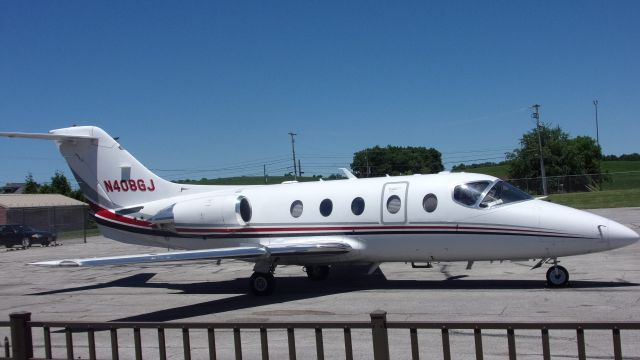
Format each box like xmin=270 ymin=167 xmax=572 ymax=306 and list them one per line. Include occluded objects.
xmin=29 ymin=242 xmax=352 ymax=267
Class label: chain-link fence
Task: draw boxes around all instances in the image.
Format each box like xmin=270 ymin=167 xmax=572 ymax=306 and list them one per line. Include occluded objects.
xmin=5 ymin=205 xmax=90 ymax=239
xmin=507 ymin=171 xmax=640 ymax=196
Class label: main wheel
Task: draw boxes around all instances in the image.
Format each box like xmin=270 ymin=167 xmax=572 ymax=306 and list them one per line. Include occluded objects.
xmin=305 ymin=265 xmax=330 ymax=281
xmin=250 ymin=272 xmax=275 ymax=296
xmin=546 ymin=265 xmax=569 ymax=287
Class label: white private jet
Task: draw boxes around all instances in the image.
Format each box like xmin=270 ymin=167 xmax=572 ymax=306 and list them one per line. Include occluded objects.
xmin=1 ymin=126 xmax=638 ymax=295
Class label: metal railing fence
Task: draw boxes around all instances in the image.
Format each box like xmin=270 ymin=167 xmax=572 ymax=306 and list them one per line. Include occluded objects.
xmin=2 ymin=311 xmax=639 ymax=360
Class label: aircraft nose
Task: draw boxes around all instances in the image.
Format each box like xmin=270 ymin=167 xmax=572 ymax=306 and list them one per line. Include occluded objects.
xmin=607 ymin=220 xmax=640 ymax=250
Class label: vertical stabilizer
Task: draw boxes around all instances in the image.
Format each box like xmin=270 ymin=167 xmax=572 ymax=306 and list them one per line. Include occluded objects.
xmin=48 ymin=126 xmax=184 ymax=209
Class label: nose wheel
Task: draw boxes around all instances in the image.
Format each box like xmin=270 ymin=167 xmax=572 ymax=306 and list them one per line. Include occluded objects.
xmin=546 ymin=265 xmax=570 ymax=287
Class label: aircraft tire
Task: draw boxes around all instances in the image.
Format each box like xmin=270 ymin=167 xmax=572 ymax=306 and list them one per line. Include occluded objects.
xmin=306 ymin=265 xmax=330 ymax=281
xmin=546 ymin=265 xmax=570 ymax=287
xmin=250 ymin=272 xmax=275 ymax=296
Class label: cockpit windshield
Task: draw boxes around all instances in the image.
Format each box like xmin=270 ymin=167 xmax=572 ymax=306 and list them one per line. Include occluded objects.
xmin=453 ymin=181 xmax=492 ymax=206
xmin=454 ymin=180 xmax=532 ymax=208
xmin=479 ymin=181 xmax=532 ymax=208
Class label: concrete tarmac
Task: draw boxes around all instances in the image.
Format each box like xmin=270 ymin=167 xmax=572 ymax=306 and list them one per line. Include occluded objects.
xmin=1 ymin=208 xmax=639 ymax=359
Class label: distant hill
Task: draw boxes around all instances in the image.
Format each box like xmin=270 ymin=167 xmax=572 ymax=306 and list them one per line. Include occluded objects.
xmin=173 ymin=161 xmax=640 ymax=188
xmin=452 ymin=160 xmax=640 ymax=179
xmin=452 ymin=163 xmax=510 ymax=178
xmin=453 ymin=160 xmax=640 ymax=192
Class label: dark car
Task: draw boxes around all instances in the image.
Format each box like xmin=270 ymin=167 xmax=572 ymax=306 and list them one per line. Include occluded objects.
xmin=0 ymin=224 xmax=57 ymax=249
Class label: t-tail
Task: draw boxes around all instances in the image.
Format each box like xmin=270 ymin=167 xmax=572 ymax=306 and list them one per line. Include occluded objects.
xmin=0 ymin=126 xmax=187 ymax=210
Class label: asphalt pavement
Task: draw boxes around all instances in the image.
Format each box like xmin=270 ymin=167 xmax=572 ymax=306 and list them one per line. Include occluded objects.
xmin=1 ymin=207 xmax=638 ymax=359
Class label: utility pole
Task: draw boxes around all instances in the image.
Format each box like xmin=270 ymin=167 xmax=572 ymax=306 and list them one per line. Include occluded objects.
xmin=365 ymin=152 xmax=371 ymax=177
xmin=531 ymin=104 xmax=548 ymax=196
xmin=593 ymin=99 xmax=600 ymax=147
xmin=298 ymin=159 xmax=303 ymax=177
xmin=263 ymin=164 xmax=268 ymax=184
xmin=288 ymin=132 xmax=298 ymax=180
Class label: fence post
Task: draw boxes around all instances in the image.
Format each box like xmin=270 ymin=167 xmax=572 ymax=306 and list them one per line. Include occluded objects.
xmin=370 ymin=310 xmax=390 ymax=360
xmin=9 ymin=312 xmax=33 ymax=360
xmin=83 ymin=206 xmax=87 ymax=243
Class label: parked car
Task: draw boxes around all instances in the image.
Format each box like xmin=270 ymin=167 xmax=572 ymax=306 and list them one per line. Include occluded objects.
xmin=0 ymin=224 xmax=57 ymax=249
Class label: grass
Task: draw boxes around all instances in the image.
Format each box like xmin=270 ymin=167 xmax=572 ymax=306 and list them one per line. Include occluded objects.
xmin=600 ymin=161 xmax=640 ymax=190
xmin=548 ymin=188 xmax=640 ymax=209
xmin=457 ymin=164 xmax=510 ymax=178
xmin=602 ymin=160 xmax=640 ymax=173
xmin=456 ymin=161 xmax=640 ymax=192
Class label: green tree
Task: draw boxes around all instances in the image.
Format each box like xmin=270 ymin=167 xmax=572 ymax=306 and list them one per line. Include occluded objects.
xmin=39 ymin=171 xmax=73 ymax=196
xmin=351 ymin=146 xmax=444 ymax=177
xmin=49 ymin=171 xmax=73 ymax=196
xmin=24 ymin=173 xmax=40 ymax=193
xmin=22 ymin=171 xmax=85 ymax=201
xmin=507 ymin=125 xmax=604 ymax=193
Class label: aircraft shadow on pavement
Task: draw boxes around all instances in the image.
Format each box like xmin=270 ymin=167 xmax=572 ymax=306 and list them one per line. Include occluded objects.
xmin=29 ymin=268 xmax=639 ymax=323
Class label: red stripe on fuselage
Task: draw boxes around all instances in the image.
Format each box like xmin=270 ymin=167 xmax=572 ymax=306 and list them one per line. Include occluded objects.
xmin=87 ymin=200 xmax=573 ymax=237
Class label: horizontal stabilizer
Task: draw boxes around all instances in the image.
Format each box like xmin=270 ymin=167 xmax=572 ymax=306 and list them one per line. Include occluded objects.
xmin=30 ymin=242 xmax=352 ymax=267
xmin=0 ymin=131 xmax=97 ymax=141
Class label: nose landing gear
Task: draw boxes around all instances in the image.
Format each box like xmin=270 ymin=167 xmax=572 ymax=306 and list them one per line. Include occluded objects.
xmin=546 ymin=262 xmax=570 ymax=288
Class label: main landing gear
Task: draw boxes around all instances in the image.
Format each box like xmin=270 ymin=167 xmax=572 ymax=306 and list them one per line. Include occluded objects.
xmin=249 ymin=272 xmax=276 ymax=296
xmin=305 ymin=265 xmax=330 ymax=281
xmin=250 ymin=260 xmax=277 ymax=296
xmin=249 ymin=263 xmax=332 ymax=296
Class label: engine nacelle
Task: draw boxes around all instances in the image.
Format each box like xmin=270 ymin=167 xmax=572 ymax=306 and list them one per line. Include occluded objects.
xmin=169 ymin=195 xmax=252 ymax=227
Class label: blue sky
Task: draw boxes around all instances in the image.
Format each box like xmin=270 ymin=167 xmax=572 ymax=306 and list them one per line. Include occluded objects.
xmin=1 ymin=1 xmax=638 ymax=184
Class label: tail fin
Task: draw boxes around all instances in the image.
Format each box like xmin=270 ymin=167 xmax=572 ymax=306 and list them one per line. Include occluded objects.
xmin=1 ymin=126 xmax=185 ymax=209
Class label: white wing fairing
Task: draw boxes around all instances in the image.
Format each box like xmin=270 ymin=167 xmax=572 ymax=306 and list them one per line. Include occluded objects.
xmin=2 ymin=125 xmax=638 ymax=295
xmin=30 ymin=242 xmax=352 ymax=267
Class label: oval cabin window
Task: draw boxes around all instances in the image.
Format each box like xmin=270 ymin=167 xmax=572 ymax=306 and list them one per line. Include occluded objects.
xmin=386 ymin=195 xmax=402 ymax=214
xmin=319 ymin=199 xmax=333 ymax=217
xmin=290 ymin=200 xmax=303 ymax=218
xmin=351 ymin=197 xmax=365 ymax=216
xmin=422 ymin=193 xmax=437 ymax=213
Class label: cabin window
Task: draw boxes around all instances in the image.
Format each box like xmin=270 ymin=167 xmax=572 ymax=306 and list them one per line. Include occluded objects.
xmin=290 ymin=200 xmax=304 ymax=218
xmin=453 ymin=181 xmax=492 ymax=207
xmin=319 ymin=199 xmax=333 ymax=217
xmin=238 ymin=197 xmax=252 ymax=222
xmin=386 ymin=195 xmax=402 ymax=214
xmin=351 ymin=197 xmax=365 ymax=215
xmin=479 ymin=181 xmax=532 ymax=208
xmin=422 ymin=194 xmax=438 ymax=213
